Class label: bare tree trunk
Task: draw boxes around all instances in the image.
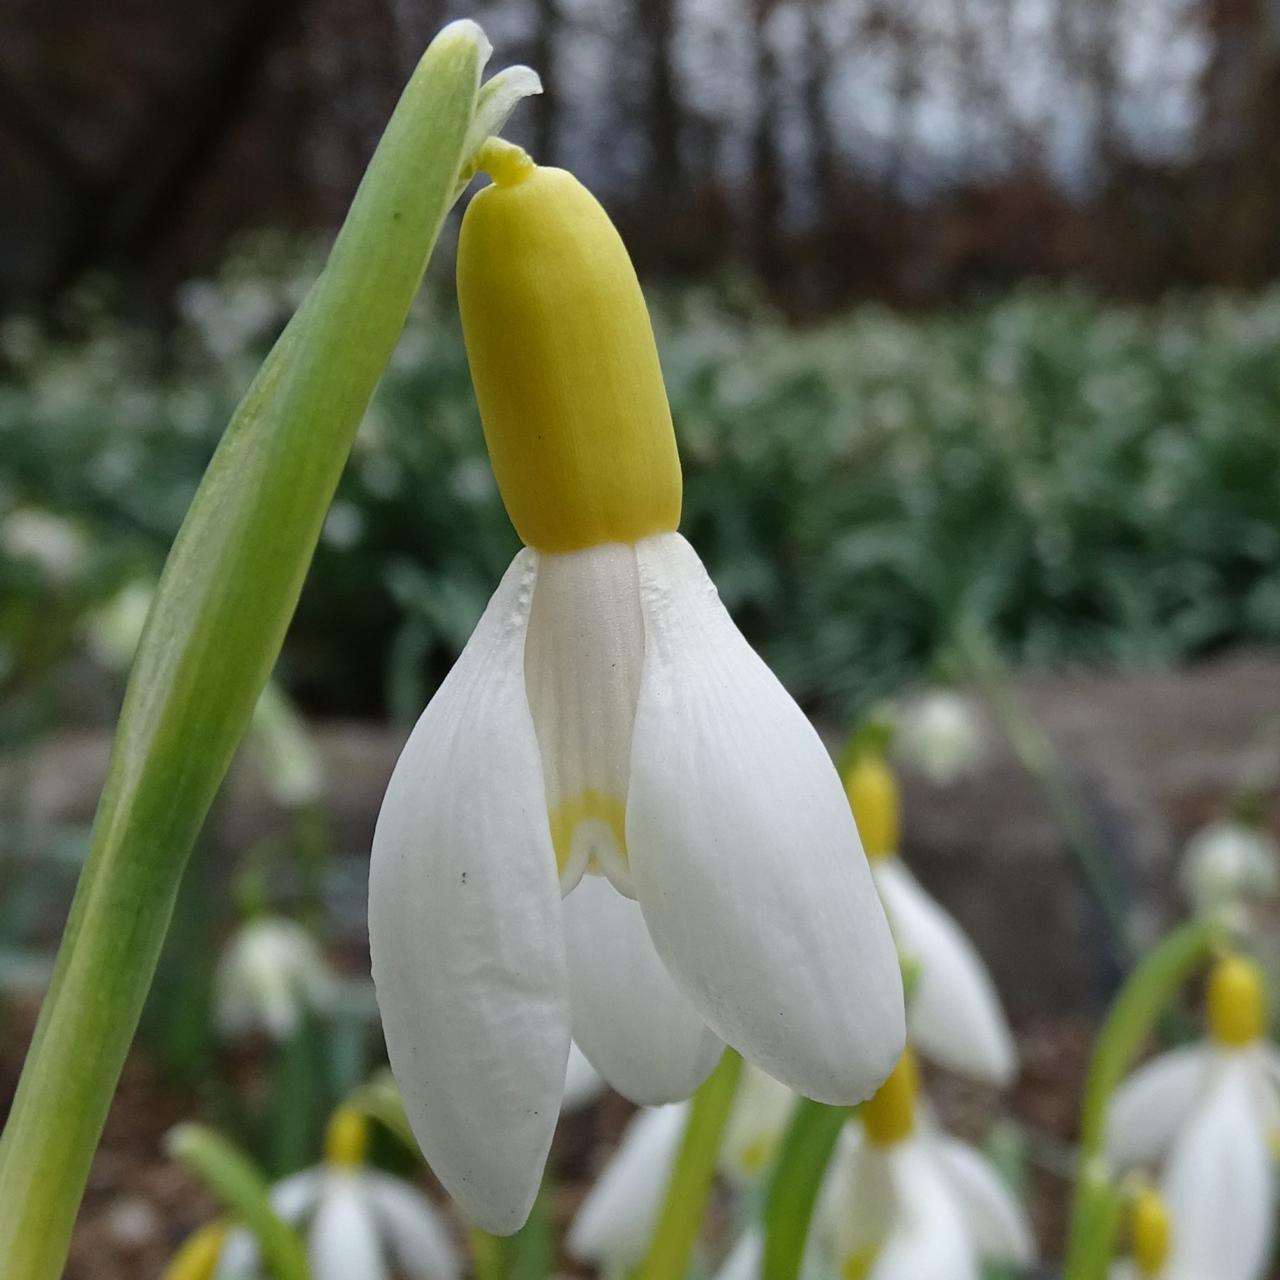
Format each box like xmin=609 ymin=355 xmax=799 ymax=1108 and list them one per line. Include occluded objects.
xmin=531 ymin=0 xmax=559 ymax=163
xmin=801 ymin=0 xmax=837 ymax=213
xmin=751 ymin=0 xmax=784 ymax=280
xmin=645 ymin=0 xmax=683 ymax=206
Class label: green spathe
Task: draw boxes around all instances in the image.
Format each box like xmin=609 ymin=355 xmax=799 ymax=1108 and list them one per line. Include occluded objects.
xmin=0 ymin=22 xmax=531 ymax=1277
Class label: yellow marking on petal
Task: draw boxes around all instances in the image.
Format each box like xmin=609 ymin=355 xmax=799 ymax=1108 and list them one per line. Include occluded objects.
xmin=458 ymin=163 xmax=682 ymax=553
xmin=844 ymin=755 xmax=900 ymax=861
xmin=324 ymin=1104 xmax=369 ymax=1168
xmin=549 ymin=789 xmax=628 ymax=878
xmin=737 ymin=1136 xmax=773 ymax=1175
xmin=840 ymin=1248 xmax=877 ymax=1280
xmin=1130 ymin=1186 xmax=1171 ymax=1277
xmin=862 ymin=1048 xmax=918 ymax=1147
xmin=161 ymin=1221 xmax=229 ymax=1280
xmin=1206 ymin=953 xmax=1265 ymax=1047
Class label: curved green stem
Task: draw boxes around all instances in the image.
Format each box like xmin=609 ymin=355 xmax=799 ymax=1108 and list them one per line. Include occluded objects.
xmin=167 ymin=1124 xmax=308 ymax=1280
xmin=0 ymin=24 xmax=539 ymax=1277
xmin=634 ymin=1049 xmax=744 ymax=1280
xmin=1063 ymin=915 xmax=1224 ymax=1280
xmin=761 ymin=1099 xmax=852 ymax=1280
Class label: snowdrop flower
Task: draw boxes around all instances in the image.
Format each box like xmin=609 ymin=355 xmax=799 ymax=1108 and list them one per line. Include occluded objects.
xmin=825 ymin=1050 xmax=1035 ymax=1280
xmin=369 ymin=145 xmax=903 ymax=1231
xmin=161 ymin=1220 xmax=231 ymax=1280
xmin=568 ymin=1065 xmax=801 ymax=1270
xmin=720 ymin=1064 xmax=796 ymax=1184
xmin=1179 ymin=819 xmax=1280 ymax=916
xmin=248 ymin=681 xmax=325 ymax=808
xmin=1109 ymin=1187 xmax=1173 ymax=1280
xmin=214 ymin=916 xmax=334 ymax=1042
xmin=845 ymin=755 xmax=1015 ymax=1085
xmin=86 ymin=577 xmax=155 ymax=671
xmin=563 ymin=1040 xmax=608 ymax=1113
xmin=1 ymin=507 xmax=86 ymax=581
xmin=1105 ymin=955 xmax=1279 ymax=1280
xmin=213 ymin=1108 xmax=460 ymax=1280
xmin=567 ymin=1102 xmax=687 ymax=1272
xmin=895 ymin=691 xmax=986 ymax=786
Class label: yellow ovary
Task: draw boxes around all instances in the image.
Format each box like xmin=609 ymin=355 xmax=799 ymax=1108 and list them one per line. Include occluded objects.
xmin=160 ymin=1222 xmax=229 ymax=1280
xmin=844 ymin=755 xmax=900 ymax=862
xmin=549 ymin=790 xmax=629 ymax=880
xmin=1130 ymin=1186 xmax=1171 ymax=1277
xmin=862 ymin=1048 xmax=918 ymax=1147
xmin=1206 ymin=953 xmax=1265 ymax=1048
xmin=324 ymin=1104 xmax=369 ymax=1168
xmin=840 ymin=1248 xmax=877 ymax=1280
xmin=457 ymin=155 xmax=682 ymax=553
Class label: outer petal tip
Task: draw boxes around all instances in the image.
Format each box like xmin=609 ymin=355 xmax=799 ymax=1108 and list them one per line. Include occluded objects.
xmin=627 ymin=533 xmax=905 ymax=1105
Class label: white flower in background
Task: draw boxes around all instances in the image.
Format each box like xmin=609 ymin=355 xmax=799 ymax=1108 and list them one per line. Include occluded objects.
xmin=369 ymin=152 xmax=903 ymax=1230
xmin=567 ymin=1103 xmax=687 ymax=1273
xmin=214 ymin=916 xmax=334 ymax=1042
xmin=895 ymin=690 xmax=986 ymax=786
xmin=248 ymin=682 xmax=325 ymax=809
xmin=86 ymin=577 xmax=155 ymax=671
xmin=845 ymin=756 xmax=1016 ymax=1085
xmin=1179 ymin=819 xmax=1280 ymax=916
xmin=720 ymin=1064 xmax=796 ymax=1185
xmin=568 ymin=1063 xmax=796 ymax=1270
xmin=563 ymin=1041 xmax=608 ymax=1113
xmin=211 ymin=1108 xmax=459 ymax=1280
xmin=1 ymin=507 xmax=86 ymax=582
xmin=714 ymin=1230 xmax=765 ymax=1280
xmin=822 ymin=1051 xmax=1035 ymax=1280
xmin=1105 ymin=954 xmax=1279 ymax=1280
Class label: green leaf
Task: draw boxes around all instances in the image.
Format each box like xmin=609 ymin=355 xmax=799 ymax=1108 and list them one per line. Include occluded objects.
xmin=762 ymin=1099 xmax=852 ymax=1280
xmin=0 ymin=22 xmax=512 ymax=1278
xmin=166 ymin=1123 xmax=308 ymax=1280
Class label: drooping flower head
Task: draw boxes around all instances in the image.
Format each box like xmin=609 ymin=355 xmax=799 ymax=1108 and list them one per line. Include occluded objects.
xmin=210 ymin=1106 xmax=460 ymax=1280
xmin=895 ymin=690 xmax=987 ymax=787
xmin=369 ymin=143 xmax=904 ymax=1232
xmin=1110 ymin=1186 xmax=1172 ymax=1280
xmin=1106 ymin=954 xmax=1279 ymax=1280
xmin=1179 ymin=818 xmax=1280 ymax=917
xmin=825 ymin=1049 xmax=1034 ymax=1280
xmin=213 ymin=915 xmax=334 ymax=1043
xmin=845 ymin=754 xmax=1015 ymax=1085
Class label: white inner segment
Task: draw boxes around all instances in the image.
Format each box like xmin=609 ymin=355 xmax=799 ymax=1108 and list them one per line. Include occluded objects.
xmin=523 ymin=542 xmax=645 ymax=895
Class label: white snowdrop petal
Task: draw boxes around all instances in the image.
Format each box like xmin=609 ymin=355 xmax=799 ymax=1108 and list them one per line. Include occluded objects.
xmin=567 ymin=1103 xmax=688 ymax=1267
xmin=562 ymin=1040 xmax=608 ymax=1113
xmin=933 ymin=1135 xmax=1035 ymax=1265
xmin=369 ymin=551 xmax=571 ymax=1233
xmin=873 ymin=1142 xmax=980 ymax=1280
xmin=714 ymin=1229 xmax=764 ymax=1280
xmin=833 ymin=1135 xmax=896 ymax=1264
xmin=212 ymin=1227 xmax=259 ymax=1280
xmin=308 ymin=1177 xmax=388 ymax=1280
xmin=563 ymin=872 xmax=722 ymax=1104
xmin=720 ymin=1064 xmax=796 ymax=1184
xmin=269 ymin=1169 xmax=324 ymax=1222
xmin=523 ymin=543 xmax=646 ymax=895
xmin=1104 ymin=1044 xmax=1210 ymax=1168
xmin=874 ymin=858 xmax=1016 ymax=1086
xmin=627 ymin=533 xmax=904 ymax=1103
xmin=1162 ymin=1061 xmax=1275 ymax=1280
xmin=364 ymin=1172 xmax=461 ymax=1280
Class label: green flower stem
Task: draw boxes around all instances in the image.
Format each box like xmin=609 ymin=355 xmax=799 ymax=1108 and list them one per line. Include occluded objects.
xmin=961 ymin=627 xmax=1132 ymax=959
xmin=635 ymin=1049 xmax=744 ymax=1280
xmin=167 ymin=1123 xmax=308 ymax=1280
xmin=346 ymin=1071 xmax=419 ymax=1154
xmin=0 ymin=24 xmax=495 ymax=1278
xmin=1063 ymin=915 xmax=1224 ymax=1280
xmin=762 ymin=1099 xmax=853 ymax=1280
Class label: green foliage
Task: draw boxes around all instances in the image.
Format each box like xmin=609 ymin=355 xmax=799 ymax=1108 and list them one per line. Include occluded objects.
xmin=4 ymin=274 xmax=1279 ymax=724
